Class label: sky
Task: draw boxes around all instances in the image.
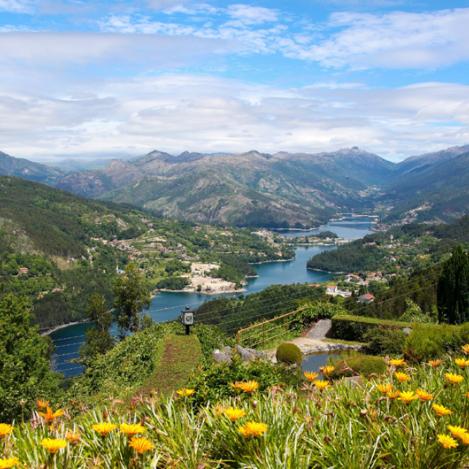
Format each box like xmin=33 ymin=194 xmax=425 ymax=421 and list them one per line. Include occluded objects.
xmin=0 ymin=0 xmax=469 ymax=162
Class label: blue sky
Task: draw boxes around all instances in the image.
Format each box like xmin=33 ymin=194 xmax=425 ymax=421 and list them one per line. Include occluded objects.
xmin=1 ymin=0 xmax=468 ymax=161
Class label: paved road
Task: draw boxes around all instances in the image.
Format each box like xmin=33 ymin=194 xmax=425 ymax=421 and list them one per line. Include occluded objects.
xmin=306 ymin=319 xmax=332 ymax=340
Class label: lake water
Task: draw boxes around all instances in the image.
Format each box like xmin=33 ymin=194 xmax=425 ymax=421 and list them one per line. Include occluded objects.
xmin=50 ymin=216 xmax=374 ymax=376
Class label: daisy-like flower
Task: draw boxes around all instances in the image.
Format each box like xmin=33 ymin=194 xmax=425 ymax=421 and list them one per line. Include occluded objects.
xmin=319 ymin=365 xmax=335 ymax=376
xmin=415 ymin=389 xmax=433 ymax=401
xmin=398 ymin=391 xmax=418 ymax=404
xmin=445 ymin=373 xmax=464 ymax=385
xmin=92 ymin=422 xmax=117 ymax=436
xmin=389 ymin=358 xmax=406 ymax=367
xmin=376 ymin=383 xmax=393 ymax=395
xmin=0 ymin=457 xmax=19 ymax=468
xmin=65 ymin=431 xmax=81 ymax=445
xmin=303 ymin=371 xmax=319 ymax=382
xmin=176 ymin=388 xmax=195 ymax=397
xmin=129 ymin=437 xmax=155 ymax=454
xmin=462 ymin=344 xmax=469 ymax=355
xmin=38 ymin=407 xmax=64 ymax=425
xmin=224 ymin=407 xmax=246 ymax=422
xmin=437 ymin=434 xmax=458 ymax=449
xmin=120 ymin=423 xmax=146 ymax=436
xmin=386 ymin=390 xmax=401 ymax=400
xmin=0 ymin=424 xmax=13 ymax=438
xmin=238 ymin=422 xmax=268 ymax=438
xmin=394 ymin=372 xmax=411 ymax=383
xmin=447 ymin=425 xmax=469 ymax=443
xmin=36 ymin=399 xmax=49 ymax=409
xmin=428 ymin=359 xmax=443 ymax=368
xmin=432 ymin=403 xmax=452 ymax=417
xmin=41 ymin=438 xmax=67 ymax=454
xmin=231 ymin=381 xmax=259 ymax=393
xmin=454 ymin=358 xmax=469 ymax=369
xmin=313 ymin=380 xmax=330 ymax=391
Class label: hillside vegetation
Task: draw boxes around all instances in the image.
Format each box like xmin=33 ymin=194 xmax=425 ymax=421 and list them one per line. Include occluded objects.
xmin=0 ymin=177 xmax=290 ymax=328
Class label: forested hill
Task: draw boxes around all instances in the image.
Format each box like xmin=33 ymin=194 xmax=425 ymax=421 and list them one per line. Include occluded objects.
xmin=0 ymin=177 xmax=290 ymax=329
xmin=307 ymin=216 xmax=469 ymax=274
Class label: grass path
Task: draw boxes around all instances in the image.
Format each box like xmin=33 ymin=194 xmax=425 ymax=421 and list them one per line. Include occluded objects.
xmin=137 ymin=333 xmax=202 ymax=397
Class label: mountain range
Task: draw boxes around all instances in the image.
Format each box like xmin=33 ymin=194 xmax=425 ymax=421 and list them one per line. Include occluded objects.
xmin=0 ymin=145 xmax=467 ymax=227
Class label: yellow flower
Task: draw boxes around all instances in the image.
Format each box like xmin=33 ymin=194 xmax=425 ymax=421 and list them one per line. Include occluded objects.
xmin=231 ymin=381 xmax=259 ymax=393
xmin=176 ymin=388 xmax=195 ymax=397
xmin=428 ymin=359 xmax=443 ymax=368
xmin=38 ymin=407 xmax=64 ymax=425
xmin=454 ymin=358 xmax=469 ymax=369
xmin=0 ymin=424 xmax=13 ymax=438
xmin=36 ymin=399 xmax=49 ymax=409
xmin=437 ymin=434 xmax=458 ymax=449
xmin=460 ymin=433 xmax=469 ymax=445
xmin=41 ymin=438 xmax=67 ymax=454
xmin=238 ymin=421 xmax=268 ymax=438
xmin=224 ymin=407 xmax=246 ymax=422
xmin=466 ymin=392 xmax=469 ymax=399
xmin=415 ymin=389 xmax=433 ymax=401
xmin=432 ymin=403 xmax=452 ymax=417
xmin=92 ymin=422 xmax=117 ymax=436
xmin=313 ymin=380 xmax=330 ymax=391
xmin=394 ymin=372 xmax=411 ymax=383
xmin=304 ymin=371 xmax=319 ymax=382
xmin=462 ymin=344 xmax=469 ymax=355
xmin=0 ymin=457 xmax=19 ymax=469
xmin=398 ymin=391 xmax=418 ymax=404
xmin=445 ymin=373 xmax=464 ymax=385
xmin=389 ymin=358 xmax=406 ymax=367
xmin=386 ymin=390 xmax=401 ymax=400
xmin=376 ymin=383 xmax=393 ymax=395
xmin=320 ymin=365 xmax=335 ymax=376
xmin=448 ymin=425 xmax=469 ymax=443
xmin=120 ymin=423 xmax=146 ymax=436
xmin=129 ymin=437 xmax=155 ymax=454
xmin=65 ymin=431 xmax=81 ymax=445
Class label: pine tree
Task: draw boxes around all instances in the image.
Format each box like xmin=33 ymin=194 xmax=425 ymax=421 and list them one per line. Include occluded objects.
xmin=113 ymin=263 xmax=151 ymax=338
xmin=80 ymin=293 xmax=114 ymax=365
xmin=0 ymin=293 xmax=61 ymax=421
xmin=437 ymin=246 xmax=469 ymax=324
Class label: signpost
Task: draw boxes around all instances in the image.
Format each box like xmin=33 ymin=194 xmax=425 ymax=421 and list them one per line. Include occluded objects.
xmin=181 ymin=306 xmax=194 ymax=335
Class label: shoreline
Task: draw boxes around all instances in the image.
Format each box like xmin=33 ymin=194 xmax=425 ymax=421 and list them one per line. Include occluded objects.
xmin=155 ymin=287 xmax=245 ymax=295
xmin=41 ymin=319 xmax=91 ymax=336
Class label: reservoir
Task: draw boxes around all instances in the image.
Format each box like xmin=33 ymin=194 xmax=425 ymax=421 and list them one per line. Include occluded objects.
xmin=50 ymin=216 xmax=374 ymax=376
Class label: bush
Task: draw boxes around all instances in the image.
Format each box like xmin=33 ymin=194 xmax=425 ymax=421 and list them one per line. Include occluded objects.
xmin=328 ymin=315 xmax=412 ymax=342
xmin=363 ymin=328 xmax=407 ymax=356
xmin=331 ymin=353 xmax=386 ymax=378
xmin=404 ymin=323 xmax=469 ymax=361
xmin=276 ymin=343 xmax=302 ymax=365
xmin=188 ymin=356 xmax=300 ymax=406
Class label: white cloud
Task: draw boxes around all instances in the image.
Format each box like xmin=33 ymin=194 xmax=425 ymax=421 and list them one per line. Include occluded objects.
xmin=0 ymin=73 xmax=468 ymax=160
xmin=226 ymin=4 xmax=278 ymax=24
xmin=296 ymin=8 xmax=469 ymax=69
xmin=0 ymin=0 xmax=33 ymax=12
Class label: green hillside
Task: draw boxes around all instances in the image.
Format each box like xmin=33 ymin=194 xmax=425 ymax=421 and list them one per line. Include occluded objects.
xmin=0 ymin=177 xmax=291 ymax=329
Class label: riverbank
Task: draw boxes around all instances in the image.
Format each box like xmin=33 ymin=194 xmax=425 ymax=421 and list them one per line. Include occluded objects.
xmin=42 ymin=319 xmax=91 ymax=336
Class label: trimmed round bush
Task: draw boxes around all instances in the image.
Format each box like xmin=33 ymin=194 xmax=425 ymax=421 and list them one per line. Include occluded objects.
xmin=276 ymin=342 xmax=302 ymax=365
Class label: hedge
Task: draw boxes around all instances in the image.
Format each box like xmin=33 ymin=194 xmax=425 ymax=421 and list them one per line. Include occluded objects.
xmin=328 ymin=315 xmax=413 ymax=342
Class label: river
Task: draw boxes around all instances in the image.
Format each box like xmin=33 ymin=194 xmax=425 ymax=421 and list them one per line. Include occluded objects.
xmin=50 ymin=216 xmax=374 ymax=376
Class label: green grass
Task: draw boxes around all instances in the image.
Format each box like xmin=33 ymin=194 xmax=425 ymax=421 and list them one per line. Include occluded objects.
xmin=138 ymin=333 xmax=202 ymax=396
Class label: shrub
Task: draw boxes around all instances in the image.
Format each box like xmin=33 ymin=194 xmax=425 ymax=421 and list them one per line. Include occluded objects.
xmin=276 ymin=343 xmax=302 ymax=365
xmin=328 ymin=315 xmax=413 ymax=342
xmin=404 ymin=323 xmax=469 ymax=361
xmin=331 ymin=353 xmax=386 ymax=378
xmin=363 ymin=328 xmax=407 ymax=356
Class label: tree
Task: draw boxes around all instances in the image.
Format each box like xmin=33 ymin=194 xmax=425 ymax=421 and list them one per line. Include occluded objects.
xmin=0 ymin=293 xmax=61 ymax=422
xmin=80 ymin=293 xmax=114 ymax=365
xmin=437 ymin=246 xmax=469 ymax=324
xmin=113 ymin=263 xmax=151 ymax=337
